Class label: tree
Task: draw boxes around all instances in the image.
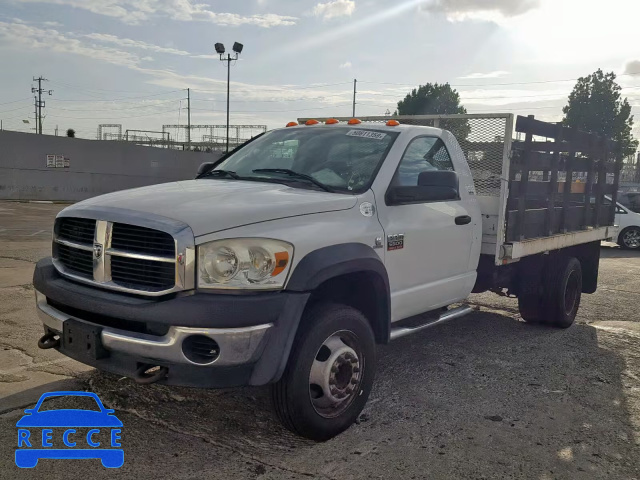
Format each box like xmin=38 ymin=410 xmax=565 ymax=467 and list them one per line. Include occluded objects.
xmin=66 ymin=128 xmax=75 ymax=138
xmin=396 ymin=83 xmax=470 ymax=139
xmin=562 ymin=69 xmax=638 ymax=158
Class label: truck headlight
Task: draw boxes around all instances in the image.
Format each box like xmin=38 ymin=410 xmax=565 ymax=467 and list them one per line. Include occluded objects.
xmin=197 ymin=238 xmax=293 ymax=290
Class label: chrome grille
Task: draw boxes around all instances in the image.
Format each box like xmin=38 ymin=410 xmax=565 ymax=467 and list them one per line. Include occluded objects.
xmin=111 ymin=256 xmax=175 ymax=291
xmin=57 ymin=217 xmax=95 ymax=244
xmin=53 ymin=217 xmax=179 ymax=295
xmin=56 ymin=243 xmax=93 ymax=278
xmin=111 ymin=223 xmax=175 ymax=257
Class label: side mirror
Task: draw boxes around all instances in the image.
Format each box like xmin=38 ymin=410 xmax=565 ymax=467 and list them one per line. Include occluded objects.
xmin=197 ymin=162 xmax=215 ymax=176
xmin=387 ymin=170 xmax=459 ymax=206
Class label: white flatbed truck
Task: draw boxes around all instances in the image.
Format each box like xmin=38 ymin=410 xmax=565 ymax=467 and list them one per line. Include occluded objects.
xmin=33 ymin=113 xmax=620 ymax=440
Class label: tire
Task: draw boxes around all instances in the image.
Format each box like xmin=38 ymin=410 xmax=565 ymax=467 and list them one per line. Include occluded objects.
xmin=518 ymin=293 xmax=544 ymax=324
xmin=271 ymin=302 xmax=377 ymax=441
xmin=618 ymin=227 xmax=640 ymax=250
xmin=518 ymin=256 xmax=582 ymax=328
xmin=543 ymin=257 xmax=583 ymax=328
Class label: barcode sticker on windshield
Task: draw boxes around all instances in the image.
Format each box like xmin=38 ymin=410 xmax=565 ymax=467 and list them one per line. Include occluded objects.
xmin=346 ymin=130 xmax=387 ymax=140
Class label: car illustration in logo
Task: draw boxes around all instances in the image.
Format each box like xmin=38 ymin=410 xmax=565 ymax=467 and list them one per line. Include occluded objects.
xmin=15 ymin=391 xmax=123 ymax=468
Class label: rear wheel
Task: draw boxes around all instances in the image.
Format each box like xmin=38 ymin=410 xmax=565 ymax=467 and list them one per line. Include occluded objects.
xmin=544 ymin=257 xmax=582 ymax=328
xmin=271 ymin=303 xmax=376 ymax=441
xmin=619 ymin=227 xmax=640 ymax=250
xmin=517 ymin=293 xmax=544 ymax=324
xmin=517 ymin=256 xmax=582 ymax=328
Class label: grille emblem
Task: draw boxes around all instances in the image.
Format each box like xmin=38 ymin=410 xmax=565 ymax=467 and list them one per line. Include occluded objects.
xmin=93 ymin=243 xmax=103 ymax=259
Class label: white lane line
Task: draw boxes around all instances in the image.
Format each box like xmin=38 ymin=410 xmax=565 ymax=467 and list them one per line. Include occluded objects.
xmin=28 ymin=230 xmax=47 ymax=237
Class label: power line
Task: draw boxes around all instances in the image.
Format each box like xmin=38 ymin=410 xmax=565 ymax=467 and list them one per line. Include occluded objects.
xmin=190 ymin=103 xmax=352 ymax=114
xmin=192 ymin=82 xmax=352 ymax=94
xmin=46 ymin=107 xmax=183 ymax=120
xmin=49 ymin=98 xmax=185 ymax=112
xmin=0 ymin=104 xmax=34 ymax=115
xmin=0 ymin=97 xmax=33 ymax=106
xmin=50 ymin=90 xmax=185 ymax=102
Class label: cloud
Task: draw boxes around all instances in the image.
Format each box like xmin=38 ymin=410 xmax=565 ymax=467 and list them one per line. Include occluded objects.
xmin=313 ymin=0 xmax=356 ymax=20
xmin=339 ymin=61 xmax=352 ymax=69
xmin=84 ymin=33 xmax=192 ymax=56
xmin=458 ymin=70 xmax=510 ymax=79
xmin=0 ymin=21 xmax=140 ymax=68
xmin=421 ymin=0 xmax=540 ymax=21
xmin=624 ymin=60 xmax=640 ymax=76
xmin=17 ymin=0 xmax=298 ymax=27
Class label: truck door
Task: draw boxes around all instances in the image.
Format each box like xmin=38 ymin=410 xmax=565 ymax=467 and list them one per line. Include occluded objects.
xmin=375 ymin=135 xmax=477 ymax=322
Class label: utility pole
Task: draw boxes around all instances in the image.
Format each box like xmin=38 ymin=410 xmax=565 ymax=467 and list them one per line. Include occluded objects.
xmin=187 ymin=88 xmax=191 ymax=150
xmin=32 ymin=76 xmax=52 ymax=134
xmin=352 ymin=79 xmax=357 ymax=117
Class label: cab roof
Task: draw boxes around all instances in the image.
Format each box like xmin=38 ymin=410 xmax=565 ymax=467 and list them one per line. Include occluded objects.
xmin=278 ymin=122 xmax=444 ymax=136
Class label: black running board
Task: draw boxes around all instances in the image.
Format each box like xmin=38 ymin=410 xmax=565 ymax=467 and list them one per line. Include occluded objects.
xmin=389 ymin=305 xmax=474 ymax=341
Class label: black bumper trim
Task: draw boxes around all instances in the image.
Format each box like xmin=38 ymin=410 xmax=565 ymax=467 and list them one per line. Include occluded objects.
xmin=34 ymin=258 xmax=288 ymax=329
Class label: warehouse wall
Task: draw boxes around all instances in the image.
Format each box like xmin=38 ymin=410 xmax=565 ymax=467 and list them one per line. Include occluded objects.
xmin=0 ymin=130 xmax=221 ymax=201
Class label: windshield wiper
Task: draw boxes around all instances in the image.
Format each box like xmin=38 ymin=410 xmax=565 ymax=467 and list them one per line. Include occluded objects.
xmin=200 ymin=169 xmax=240 ymax=180
xmin=252 ymin=169 xmax=334 ymax=193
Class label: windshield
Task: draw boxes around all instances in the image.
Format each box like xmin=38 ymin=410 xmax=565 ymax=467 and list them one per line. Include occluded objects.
xmin=210 ymin=127 xmax=399 ymax=194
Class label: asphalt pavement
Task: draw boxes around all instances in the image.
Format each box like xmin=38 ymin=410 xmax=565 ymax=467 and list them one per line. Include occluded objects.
xmin=0 ymin=201 xmax=639 ymax=479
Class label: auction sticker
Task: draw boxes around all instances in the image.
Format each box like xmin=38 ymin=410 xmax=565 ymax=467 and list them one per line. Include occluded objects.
xmin=346 ymin=130 xmax=387 ymax=140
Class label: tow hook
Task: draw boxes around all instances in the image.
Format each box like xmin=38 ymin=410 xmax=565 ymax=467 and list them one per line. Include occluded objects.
xmin=134 ymin=364 xmax=169 ymax=385
xmin=37 ymin=332 xmax=61 ymax=349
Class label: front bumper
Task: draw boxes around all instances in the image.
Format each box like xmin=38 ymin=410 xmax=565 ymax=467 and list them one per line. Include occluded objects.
xmin=34 ymin=258 xmax=309 ymax=388
xmin=36 ymin=290 xmax=271 ymax=367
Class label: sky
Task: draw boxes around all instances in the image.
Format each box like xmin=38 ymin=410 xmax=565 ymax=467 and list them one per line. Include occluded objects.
xmin=0 ymin=0 xmax=638 ymax=145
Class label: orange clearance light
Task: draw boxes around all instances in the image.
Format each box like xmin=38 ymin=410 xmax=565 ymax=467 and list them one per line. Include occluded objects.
xmin=305 ymin=119 xmax=320 ymax=126
xmin=326 ymin=118 xmax=339 ymax=125
xmin=347 ymin=118 xmax=361 ymax=125
xmin=272 ymin=251 xmax=290 ymax=277
xmin=286 ymin=121 xmax=298 ymax=127
xmin=386 ymin=120 xmax=400 ymax=126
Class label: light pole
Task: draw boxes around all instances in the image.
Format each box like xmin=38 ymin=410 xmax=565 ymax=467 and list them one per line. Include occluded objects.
xmin=216 ymin=42 xmax=243 ymax=153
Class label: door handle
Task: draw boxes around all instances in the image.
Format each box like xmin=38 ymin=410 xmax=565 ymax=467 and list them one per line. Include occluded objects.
xmin=455 ymin=215 xmax=472 ymax=226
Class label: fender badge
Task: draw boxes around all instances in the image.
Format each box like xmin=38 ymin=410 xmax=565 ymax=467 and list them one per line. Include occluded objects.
xmin=387 ymin=234 xmax=404 ymax=251
xmin=359 ymin=202 xmax=375 ymax=217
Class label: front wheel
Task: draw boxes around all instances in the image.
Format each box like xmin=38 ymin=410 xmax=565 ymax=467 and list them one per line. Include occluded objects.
xmin=619 ymin=227 xmax=640 ymax=250
xmin=271 ymin=303 xmax=377 ymax=441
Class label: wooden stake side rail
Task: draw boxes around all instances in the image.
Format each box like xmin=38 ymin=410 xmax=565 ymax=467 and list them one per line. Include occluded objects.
xmin=506 ymin=115 xmax=622 ymax=242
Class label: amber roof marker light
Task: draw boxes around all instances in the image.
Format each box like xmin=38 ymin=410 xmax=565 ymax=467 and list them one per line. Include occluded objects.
xmin=326 ymin=118 xmax=340 ymax=125
xmin=286 ymin=122 xmax=299 ymax=127
xmin=386 ymin=120 xmax=400 ymax=126
xmin=347 ymin=118 xmax=362 ymax=125
xmin=305 ymin=119 xmax=320 ymax=126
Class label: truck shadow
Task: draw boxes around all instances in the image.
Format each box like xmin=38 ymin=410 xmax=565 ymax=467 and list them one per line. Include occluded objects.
xmin=86 ymin=308 xmax=639 ymax=479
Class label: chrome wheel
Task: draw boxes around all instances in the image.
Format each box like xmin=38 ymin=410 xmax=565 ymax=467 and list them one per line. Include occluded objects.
xmin=622 ymin=228 xmax=640 ymax=249
xmin=309 ymin=331 xmax=363 ymax=419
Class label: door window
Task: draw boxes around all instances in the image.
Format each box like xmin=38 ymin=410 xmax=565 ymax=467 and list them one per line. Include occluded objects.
xmin=394 ymin=137 xmax=454 ymax=187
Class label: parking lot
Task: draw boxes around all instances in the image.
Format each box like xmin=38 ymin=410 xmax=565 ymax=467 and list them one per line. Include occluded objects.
xmin=0 ymin=201 xmax=639 ymax=479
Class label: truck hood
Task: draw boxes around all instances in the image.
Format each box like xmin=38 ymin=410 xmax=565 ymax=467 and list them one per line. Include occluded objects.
xmin=70 ymin=180 xmax=358 ymax=237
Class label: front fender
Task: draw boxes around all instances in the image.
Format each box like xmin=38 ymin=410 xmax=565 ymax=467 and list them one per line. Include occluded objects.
xmin=286 ymin=243 xmax=391 ymax=344
xmin=252 ymin=243 xmax=390 ymax=384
